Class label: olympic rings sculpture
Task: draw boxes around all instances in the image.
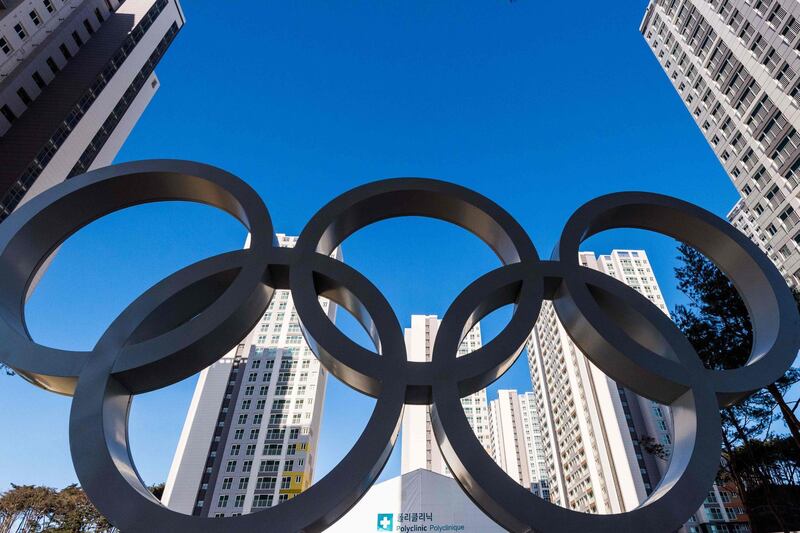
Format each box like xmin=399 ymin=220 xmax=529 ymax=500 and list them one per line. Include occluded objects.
xmin=0 ymin=160 xmax=797 ymax=533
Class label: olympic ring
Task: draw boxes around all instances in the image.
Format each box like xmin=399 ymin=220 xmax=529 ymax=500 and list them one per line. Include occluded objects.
xmin=0 ymin=160 xmax=796 ymax=533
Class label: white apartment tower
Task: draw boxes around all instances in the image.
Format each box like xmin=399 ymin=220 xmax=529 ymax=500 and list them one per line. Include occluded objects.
xmin=400 ymin=315 xmax=491 ymax=476
xmin=526 ymin=250 xmax=673 ymax=515
xmin=163 ymin=235 xmax=338 ymax=516
xmin=488 ymin=390 xmax=532 ymax=489
xmin=641 ymin=0 xmax=800 ymax=287
xmin=518 ymin=391 xmax=550 ymax=501
xmin=487 ymin=389 xmax=551 ymax=501
xmin=0 ymin=0 xmax=184 ymax=220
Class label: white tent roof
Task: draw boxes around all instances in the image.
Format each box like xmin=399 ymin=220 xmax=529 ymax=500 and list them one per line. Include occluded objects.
xmin=327 ymin=468 xmax=506 ymax=532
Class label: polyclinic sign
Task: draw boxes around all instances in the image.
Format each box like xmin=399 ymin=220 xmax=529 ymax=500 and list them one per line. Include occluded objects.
xmin=376 ymin=512 xmax=467 ymax=532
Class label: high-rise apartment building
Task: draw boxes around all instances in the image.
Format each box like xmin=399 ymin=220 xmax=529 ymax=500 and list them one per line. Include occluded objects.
xmin=488 ymin=390 xmax=532 ymax=489
xmin=487 ymin=389 xmax=550 ymax=501
xmin=526 ymin=250 xmax=673 ymax=515
xmin=527 ymin=249 xmax=746 ymax=531
xmin=641 ymin=0 xmax=800 ymax=286
xmin=518 ymin=391 xmax=550 ymax=501
xmin=401 ymin=315 xmax=491 ymax=476
xmin=163 ymin=235 xmax=338 ymax=517
xmin=0 ymin=0 xmax=184 ymax=221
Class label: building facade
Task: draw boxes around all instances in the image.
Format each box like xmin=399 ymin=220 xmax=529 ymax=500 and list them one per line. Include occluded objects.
xmin=488 ymin=389 xmax=532 ymax=489
xmin=518 ymin=391 xmax=550 ymax=501
xmin=0 ymin=0 xmax=184 ymax=220
xmin=400 ymin=314 xmax=491 ymax=476
xmin=487 ymin=389 xmax=550 ymax=501
xmin=527 ymin=249 xmax=746 ymax=531
xmin=526 ymin=250 xmax=673 ymax=515
xmin=641 ymin=0 xmax=800 ymax=286
xmin=163 ymin=235 xmax=338 ymax=517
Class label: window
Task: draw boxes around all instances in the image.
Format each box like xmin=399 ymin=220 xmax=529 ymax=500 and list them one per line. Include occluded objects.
xmin=767 ymin=3 xmax=787 ymax=29
xmin=238 ymin=477 xmax=249 ymax=490
xmin=230 ymin=444 xmax=240 ymax=456
xmin=259 ymin=460 xmax=279 ymax=473
xmin=226 ymin=461 xmax=237 ymax=473
xmin=752 ymin=165 xmax=766 ymax=187
xmin=776 ymin=63 xmax=796 ymax=89
xmin=257 ymin=476 xmax=276 ymax=490
xmin=59 ymin=43 xmax=71 ymax=60
xmin=221 ymin=477 xmax=232 ymax=490
xmin=249 ymin=428 xmax=260 ymax=439
xmin=217 ymin=495 xmax=228 ymax=508
xmin=264 ymin=444 xmax=282 ymax=455
xmin=95 ymin=7 xmax=104 ymax=23
xmin=44 ymin=0 xmax=55 ymax=13
xmin=233 ymin=428 xmax=244 ymax=440
xmin=705 ymin=506 xmax=724 ymax=521
xmin=785 ymin=158 xmax=800 ymax=187
xmin=83 ymin=19 xmax=94 ymax=35
xmin=734 ymin=80 xmax=759 ymax=114
xmin=779 ymin=207 xmax=799 ymax=228
xmin=241 ymin=399 xmax=251 ymax=410
xmin=253 ymin=495 xmax=271 ymax=508
xmin=32 ymin=71 xmax=45 ymax=89
xmin=245 ymin=444 xmax=256 ymax=456
xmin=234 ymin=495 xmax=245 ymax=508
xmin=237 ymin=414 xmax=248 ymax=424
xmin=242 ymin=460 xmax=253 ymax=473
xmin=46 ymin=56 xmax=59 ymax=74
xmin=781 ymin=16 xmax=800 ymax=42
xmin=762 ymin=48 xmax=779 ymax=73
xmin=772 ymin=129 xmax=800 ymax=166
xmin=72 ymin=31 xmax=83 ymax=47
xmin=16 ymin=87 xmax=31 ymax=106
xmin=29 ymin=10 xmax=41 ymax=26
xmin=14 ymin=24 xmax=27 ymax=40
xmin=758 ymin=113 xmax=787 ymax=148
xmin=0 ymin=37 xmax=11 ymax=55
xmin=1 ymin=105 xmax=16 ymax=124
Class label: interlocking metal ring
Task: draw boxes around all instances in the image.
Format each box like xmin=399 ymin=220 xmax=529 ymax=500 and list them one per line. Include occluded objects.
xmin=0 ymin=160 xmax=797 ymax=533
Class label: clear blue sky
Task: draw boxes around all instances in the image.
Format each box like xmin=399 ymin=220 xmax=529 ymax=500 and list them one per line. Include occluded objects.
xmin=0 ymin=0 xmax=751 ymax=493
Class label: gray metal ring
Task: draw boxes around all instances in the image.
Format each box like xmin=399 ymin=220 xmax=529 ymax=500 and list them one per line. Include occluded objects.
xmin=71 ymin=252 xmax=406 ymax=533
xmin=0 ymin=160 xmax=274 ymax=395
xmin=430 ymin=260 xmax=720 ymax=533
xmin=554 ymin=192 xmax=800 ymax=406
xmin=0 ymin=161 xmax=795 ymax=533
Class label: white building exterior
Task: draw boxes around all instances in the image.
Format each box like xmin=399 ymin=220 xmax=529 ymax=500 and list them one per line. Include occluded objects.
xmin=488 ymin=389 xmax=532 ymax=490
xmin=641 ymin=0 xmax=800 ymax=288
xmin=526 ymin=250 xmax=673 ymax=515
xmin=400 ymin=315 xmax=491 ymax=476
xmin=518 ymin=391 xmax=550 ymax=501
xmin=0 ymin=0 xmax=184 ymax=220
xmin=163 ymin=235 xmax=338 ymax=517
xmin=327 ymin=469 xmax=505 ymax=533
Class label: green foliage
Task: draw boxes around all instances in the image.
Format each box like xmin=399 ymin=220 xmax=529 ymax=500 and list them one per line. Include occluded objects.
xmin=639 ymin=435 xmax=670 ymax=461
xmin=0 ymin=483 xmax=164 ymax=532
xmin=672 ymin=243 xmax=800 ymax=445
xmin=672 ymin=243 xmax=800 ymax=531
